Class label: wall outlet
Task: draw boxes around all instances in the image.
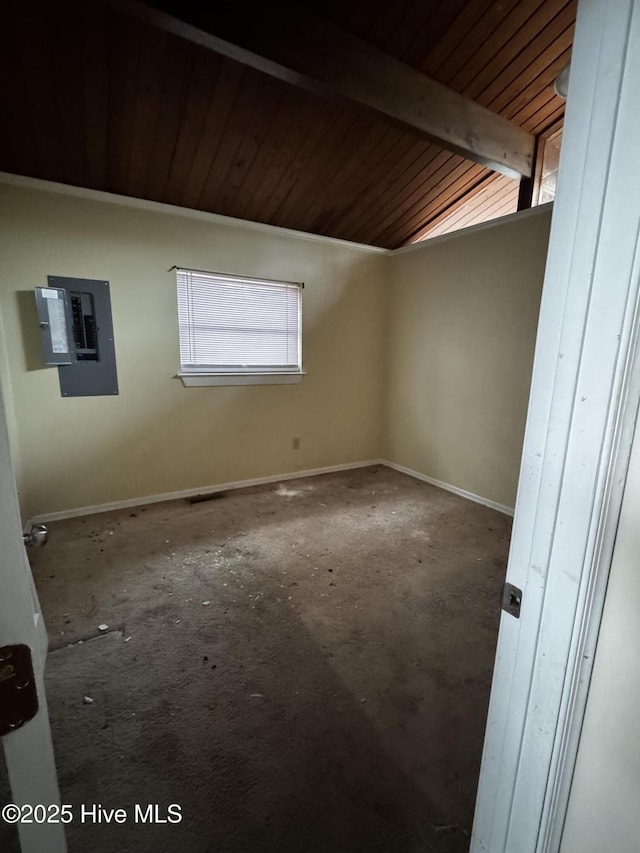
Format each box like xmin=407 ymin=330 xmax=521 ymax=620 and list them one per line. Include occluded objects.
xmin=292 ymin=437 xmax=301 ymax=450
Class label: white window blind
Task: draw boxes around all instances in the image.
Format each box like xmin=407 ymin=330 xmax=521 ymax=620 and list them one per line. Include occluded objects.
xmin=176 ymin=269 xmax=302 ymax=374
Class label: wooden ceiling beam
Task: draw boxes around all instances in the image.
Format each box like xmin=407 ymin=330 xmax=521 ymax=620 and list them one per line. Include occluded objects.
xmin=105 ymin=0 xmax=535 ymax=179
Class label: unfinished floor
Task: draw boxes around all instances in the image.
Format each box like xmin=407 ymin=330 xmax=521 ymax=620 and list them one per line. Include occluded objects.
xmin=1 ymin=466 xmax=511 ymax=853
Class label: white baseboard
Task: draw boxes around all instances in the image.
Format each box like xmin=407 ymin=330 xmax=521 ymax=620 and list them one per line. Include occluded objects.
xmin=27 ymin=460 xmax=385 ymax=524
xmin=380 ymin=460 xmax=515 ymax=517
xmin=27 ymin=458 xmax=513 ymax=524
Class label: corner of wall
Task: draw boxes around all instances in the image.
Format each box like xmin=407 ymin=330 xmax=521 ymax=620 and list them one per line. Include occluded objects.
xmin=380 ymin=251 xmax=396 ymax=463
xmin=383 ymin=208 xmax=552 ymax=509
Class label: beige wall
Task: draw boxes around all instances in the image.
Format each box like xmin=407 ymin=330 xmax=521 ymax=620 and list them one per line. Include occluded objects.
xmin=0 ymin=178 xmax=552 ymax=519
xmin=0 ymin=182 xmax=388 ymax=517
xmin=385 ymin=208 xmax=552 ymax=509
xmin=560 ymin=419 xmax=640 ymax=853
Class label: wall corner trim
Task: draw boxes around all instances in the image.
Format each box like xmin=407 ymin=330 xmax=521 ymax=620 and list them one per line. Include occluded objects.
xmin=26 ymin=460 xmax=385 ymax=524
xmin=26 ymin=459 xmax=514 ymax=524
xmin=381 ymin=460 xmax=515 ymax=516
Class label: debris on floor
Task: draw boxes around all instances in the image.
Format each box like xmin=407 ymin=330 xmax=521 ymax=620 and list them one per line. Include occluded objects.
xmin=23 ymin=466 xmax=512 ymax=853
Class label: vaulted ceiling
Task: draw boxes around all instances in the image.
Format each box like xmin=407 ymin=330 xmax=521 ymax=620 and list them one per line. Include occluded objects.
xmin=0 ymin=0 xmax=575 ymax=248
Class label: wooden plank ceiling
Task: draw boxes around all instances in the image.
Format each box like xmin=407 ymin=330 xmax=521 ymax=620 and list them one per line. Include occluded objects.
xmin=0 ymin=0 xmax=575 ymax=249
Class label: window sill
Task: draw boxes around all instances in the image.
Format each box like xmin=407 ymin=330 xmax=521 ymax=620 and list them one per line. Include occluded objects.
xmin=177 ymin=372 xmax=305 ymax=387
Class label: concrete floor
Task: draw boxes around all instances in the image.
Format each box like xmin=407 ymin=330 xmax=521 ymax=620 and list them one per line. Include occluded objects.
xmin=1 ymin=465 xmax=511 ymax=853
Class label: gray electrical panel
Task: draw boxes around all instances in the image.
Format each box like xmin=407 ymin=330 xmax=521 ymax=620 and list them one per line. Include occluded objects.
xmin=35 ymin=276 xmax=119 ymax=398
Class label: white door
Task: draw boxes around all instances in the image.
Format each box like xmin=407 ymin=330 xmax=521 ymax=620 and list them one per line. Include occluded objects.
xmin=473 ymin=1 xmax=640 ymax=850
xmin=0 ymin=358 xmax=66 ymax=851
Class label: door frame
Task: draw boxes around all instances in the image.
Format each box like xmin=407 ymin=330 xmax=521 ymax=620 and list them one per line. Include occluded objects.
xmin=472 ymin=1 xmax=640 ymax=850
xmin=0 ymin=319 xmax=66 ymax=850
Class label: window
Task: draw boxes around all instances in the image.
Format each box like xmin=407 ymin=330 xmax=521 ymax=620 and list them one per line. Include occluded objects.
xmin=534 ymin=127 xmax=563 ymax=205
xmin=176 ymin=268 xmax=303 ymax=386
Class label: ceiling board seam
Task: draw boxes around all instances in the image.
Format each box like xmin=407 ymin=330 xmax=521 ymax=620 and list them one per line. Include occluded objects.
xmin=150 ymin=40 xmax=196 ymax=200
xmin=416 ymin=175 xmax=502 ymax=238
xmin=196 ymin=66 xmax=264 ymax=211
xmin=269 ymin=110 xmax=364 ymax=224
xmin=373 ymin=155 xmax=486 ymax=245
xmin=453 ymin=0 xmax=558 ymax=100
xmin=245 ymin=96 xmax=336 ymax=224
xmin=475 ymin=9 xmax=576 ymax=114
xmin=182 ymin=59 xmax=245 ymax=209
xmin=421 ymin=175 xmax=516 ymax=237
xmin=259 ymin=100 xmax=341 ymax=224
xmin=213 ymin=77 xmax=285 ymax=217
xmin=163 ymin=50 xmax=217 ymax=204
xmin=382 ymin=162 xmax=496 ymax=242
xmin=435 ymin=0 xmax=524 ymax=89
xmin=332 ymin=129 xmax=417 ymax=236
xmin=397 ymin=171 xmax=496 ymax=245
xmin=307 ymin=122 xmax=395 ymax=235
xmin=343 ymin=141 xmax=444 ymax=242
xmin=232 ymin=86 xmax=300 ymax=222
xmin=422 ymin=0 xmax=494 ymax=79
xmin=401 ymin=0 xmax=467 ymax=69
xmin=350 ymin=146 xmax=458 ymax=242
xmin=500 ymin=43 xmax=573 ymax=123
xmin=444 ymin=0 xmax=549 ymax=96
xmin=322 ymin=126 xmax=414 ymax=238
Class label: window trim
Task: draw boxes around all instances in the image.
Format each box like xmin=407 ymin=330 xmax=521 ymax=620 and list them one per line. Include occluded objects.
xmin=532 ymin=119 xmax=564 ymax=207
xmin=174 ymin=267 xmax=304 ymax=386
xmin=177 ymin=371 xmax=306 ymax=387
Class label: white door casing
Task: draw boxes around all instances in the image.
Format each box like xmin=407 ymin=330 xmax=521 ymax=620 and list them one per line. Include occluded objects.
xmin=0 ymin=317 xmax=66 ymax=852
xmin=472 ymin=1 xmax=640 ymax=850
